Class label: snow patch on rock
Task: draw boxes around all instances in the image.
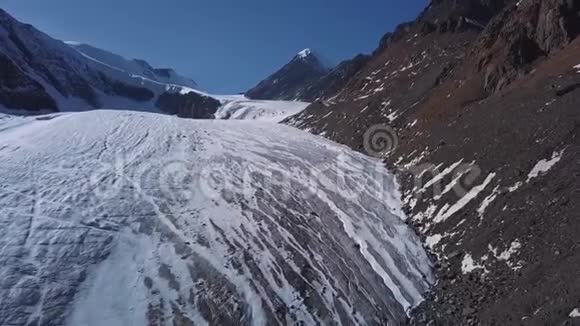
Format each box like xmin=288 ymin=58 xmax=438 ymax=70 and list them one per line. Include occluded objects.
xmin=433 ymin=173 xmax=496 ymax=224
xmin=527 ymin=149 xmax=565 ymax=182
xmin=477 ymin=185 xmax=500 ymax=218
xmin=425 ymin=234 xmax=442 ymax=249
xmin=419 ymin=159 xmax=464 ymax=193
xmin=489 ymin=240 xmax=523 ymax=271
xmin=461 ymin=254 xmax=488 ymax=274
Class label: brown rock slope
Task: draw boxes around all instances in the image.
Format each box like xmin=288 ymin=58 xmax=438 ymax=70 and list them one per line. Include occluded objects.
xmin=284 ymin=0 xmax=580 ymax=324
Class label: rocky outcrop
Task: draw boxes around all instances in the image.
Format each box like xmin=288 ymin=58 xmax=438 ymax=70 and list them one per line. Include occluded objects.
xmin=97 ymin=72 xmax=155 ymax=102
xmin=245 ymin=49 xmax=329 ymax=101
xmin=155 ymin=91 xmax=221 ymax=119
xmin=473 ymin=0 xmax=580 ymax=93
xmin=0 ymin=52 xmax=57 ymax=111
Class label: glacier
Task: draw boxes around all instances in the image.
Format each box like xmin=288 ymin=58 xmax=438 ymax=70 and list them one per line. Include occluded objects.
xmin=0 ymin=109 xmax=432 ymax=325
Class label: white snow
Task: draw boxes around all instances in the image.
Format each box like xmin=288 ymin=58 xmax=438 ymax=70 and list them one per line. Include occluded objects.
xmin=489 ymin=240 xmax=523 ymax=270
xmin=477 ymin=185 xmax=500 ymax=218
xmin=355 ymin=94 xmax=371 ymax=101
xmin=412 ymin=204 xmax=438 ymax=223
xmin=297 ymin=48 xmax=312 ymax=58
xmin=497 ymin=241 xmax=521 ymax=261
xmin=570 ymin=308 xmax=580 ymax=318
xmin=374 ymin=86 xmax=385 ymax=93
xmin=387 ymin=109 xmax=401 ymax=122
xmin=508 ymin=181 xmax=523 ymax=192
xmin=419 ymin=159 xmax=464 ymax=193
xmin=0 ymin=110 xmax=432 ymax=325
xmin=435 ymin=165 xmax=474 ymax=200
xmin=425 ymin=234 xmax=442 ymax=249
xmin=527 ymin=149 xmax=565 ymax=182
xmin=461 ymin=254 xmax=487 ymax=274
xmin=214 ymin=97 xmax=308 ymax=122
xmin=67 ymin=233 xmax=153 ymax=326
xmin=433 ymin=173 xmax=496 ymax=224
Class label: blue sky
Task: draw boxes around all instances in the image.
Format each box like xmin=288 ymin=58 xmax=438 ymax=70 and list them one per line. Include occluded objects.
xmin=2 ymin=0 xmax=426 ymax=93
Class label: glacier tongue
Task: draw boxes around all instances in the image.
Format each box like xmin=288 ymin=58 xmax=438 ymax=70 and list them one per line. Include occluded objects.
xmin=0 ymin=110 xmax=432 ymax=325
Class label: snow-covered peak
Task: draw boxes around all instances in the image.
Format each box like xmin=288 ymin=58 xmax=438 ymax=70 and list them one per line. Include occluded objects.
xmin=297 ymin=48 xmax=312 ymax=58
xmin=246 ymin=48 xmax=332 ymax=100
xmin=293 ymin=48 xmax=333 ymax=70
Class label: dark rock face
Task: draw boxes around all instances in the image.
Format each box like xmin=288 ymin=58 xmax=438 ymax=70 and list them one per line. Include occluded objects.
xmin=156 ymin=91 xmax=221 ymax=119
xmin=375 ymin=0 xmax=510 ymax=56
xmin=153 ymin=68 xmax=173 ymax=78
xmin=0 ymin=52 xmax=57 ymax=111
xmin=246 ymin=49 xmax=329 ymax=101
xmin=418 ymin=0 xmax=510 ymax=25
xmin=473 ymin=0 xmax=580 ymax=93
xmin=97 ymin=73 xmax=155 ymax=102
xmin=283 ymin=0 xmax=580 ymax=324
xmin=109 ymin=81 xmax=154 ymax=102
xmin=0 ymin=11 xmax=101 ymax=108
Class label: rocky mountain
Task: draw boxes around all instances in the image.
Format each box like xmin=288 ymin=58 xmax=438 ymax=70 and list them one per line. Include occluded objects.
xmin=246 ymin=49 xmax=373 ymax=103
xmin=0 ymin=8 xmax=103 ymax=111
xmin=282 ymin=0 xmax=580 ymax=324
xmin=0 ymin=8 xmax=208 ymax=114
xmin=245 ymin=48 xmax=330 ymax=101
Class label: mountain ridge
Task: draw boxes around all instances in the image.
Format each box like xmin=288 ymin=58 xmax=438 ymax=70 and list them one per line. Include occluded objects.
xmin=66 ymin=42 xmax=200 ymax=90
xmin=0 ymin=8 xmax=209 ymax=114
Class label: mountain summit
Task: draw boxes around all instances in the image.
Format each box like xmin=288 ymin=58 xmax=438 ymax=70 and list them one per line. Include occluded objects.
xmin=245 ymin=48 xmax=330 ymax=101
xmin=296 ymin=48 xmax=312 ymax=58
